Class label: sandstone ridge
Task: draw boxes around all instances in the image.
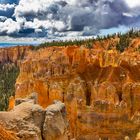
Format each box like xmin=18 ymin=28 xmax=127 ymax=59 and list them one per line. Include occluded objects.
xmin=13 ymin=39 xmax=140 ymax=140
xmin=0 ymin=46 xmax=31 ymax=64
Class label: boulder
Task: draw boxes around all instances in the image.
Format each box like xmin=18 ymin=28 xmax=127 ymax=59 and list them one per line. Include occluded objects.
xmin=0 ymin=100 xmax=69 ymax=140
xmin=43 ymin=100 xmax=69 ymax=140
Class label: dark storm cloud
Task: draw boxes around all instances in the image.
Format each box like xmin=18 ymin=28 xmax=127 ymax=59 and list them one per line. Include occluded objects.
xmin=0 ymin=0 xmax=139 ymax=38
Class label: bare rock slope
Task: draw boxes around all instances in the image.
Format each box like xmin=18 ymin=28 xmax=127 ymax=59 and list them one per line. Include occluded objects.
xmin=0 ymin=99 xmax=69 ymax=140
xmin=14 ymin=38 xmax=140 ymax=139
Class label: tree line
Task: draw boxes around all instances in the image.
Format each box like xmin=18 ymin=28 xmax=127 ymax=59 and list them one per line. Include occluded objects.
xmin=32 ymin=29 xmax=140 ymax=52
xmin=0 ymin=64 xmax=19 ymax=111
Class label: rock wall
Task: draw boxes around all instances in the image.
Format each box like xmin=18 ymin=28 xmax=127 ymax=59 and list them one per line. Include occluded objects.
xmin=13 ymin=39 xmax=140 ymax=140
xmin=0 ymin=46 xmax=31 ymax=64
xmin=0 ymin=125 xmax=18 ymax=140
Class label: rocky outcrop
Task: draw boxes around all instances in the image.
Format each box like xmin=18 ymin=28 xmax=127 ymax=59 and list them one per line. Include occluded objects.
xmin=43 ymin=100 xmax=69 ymax=140
xmin=0 ymin=125 xmax=18 ymax=140
xmin=0 ymin=46 xmax=31 ymax=64
xmin=13 ymin=40 xmax=140 ymax=140
xmin=0 ymin=98 xmax=69 ymax=140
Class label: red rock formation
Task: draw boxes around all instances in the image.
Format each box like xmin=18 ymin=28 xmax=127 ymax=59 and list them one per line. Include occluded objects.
xmin=13 ymin=39 xmax=140 ymax=139
xmin=0 ymin=125 xmax=18 ymax=140
xmin=0 ymin=46 xmax=31 ymax=64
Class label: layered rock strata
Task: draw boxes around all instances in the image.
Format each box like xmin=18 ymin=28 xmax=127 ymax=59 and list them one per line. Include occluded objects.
xmin=13 ymin=40 xmax=140 ymax=140
xmin=0 ymin=46 xmax=31 ymax=64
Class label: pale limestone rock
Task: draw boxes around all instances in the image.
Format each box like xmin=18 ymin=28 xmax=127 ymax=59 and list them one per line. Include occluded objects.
xmin=136 ymin=133 xmax=140 ymax=140
xmin=43 ymin=100 xmax=69 ymax=140
xmin=0 ymin=100 xmax=69 ymax=140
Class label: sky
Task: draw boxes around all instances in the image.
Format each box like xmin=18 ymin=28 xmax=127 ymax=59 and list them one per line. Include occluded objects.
xmin=0 ymin=0 xmax=140 ymax=41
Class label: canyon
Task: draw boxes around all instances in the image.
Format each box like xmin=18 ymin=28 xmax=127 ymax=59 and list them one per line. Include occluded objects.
xmin=0 ymin=37 xmax=140 ymax=140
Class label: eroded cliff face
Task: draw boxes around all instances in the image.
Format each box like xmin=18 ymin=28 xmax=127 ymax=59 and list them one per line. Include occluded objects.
xmin=13 ymin=38 xmax=140 ymax=140
xmin=0 ymin=46 xmax=32 ymax=111
xmin=0 ymin=46 xmax=31 ymax=64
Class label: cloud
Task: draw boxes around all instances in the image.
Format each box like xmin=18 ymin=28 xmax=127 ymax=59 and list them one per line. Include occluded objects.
xmin=0 ymin=16 xmax=7 ymax=21
xmin=0 ymin=18 xmax=20 ymax=35
xmin=0 ymin=0 xmax=19 ymax=4
xmin=0 ymin=3 xmax=15 ymax=17
xmin=0 ymin=0 xmax=139 ymax=38
xmin=125 ymin=0 xmax=140 ymax=8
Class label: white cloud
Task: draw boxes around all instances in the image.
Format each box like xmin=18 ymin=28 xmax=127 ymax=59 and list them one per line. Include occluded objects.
xmin=0 ymin=16 xmax=7 ymax=21
xmin=125 ymin=0 xmax=140 ymax=8
xmin=0 ymin=3 xmax=15 ymax=17
xmin=0 ymin=0 xmax=139 ymax=38
xmin=0 ymin=3 xmax=15 ymax=11
xmin=0 ymin=18 xmax=20 ymax=35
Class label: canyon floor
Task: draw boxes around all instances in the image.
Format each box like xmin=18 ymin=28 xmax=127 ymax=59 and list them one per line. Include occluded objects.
xmin=0 ymin=32 xmax=140 ymax=140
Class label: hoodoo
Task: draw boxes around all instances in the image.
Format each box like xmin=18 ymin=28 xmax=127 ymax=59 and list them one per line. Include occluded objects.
xmin=0 ymin=31 xmax=140 ymax=140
